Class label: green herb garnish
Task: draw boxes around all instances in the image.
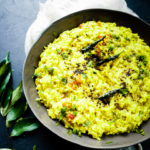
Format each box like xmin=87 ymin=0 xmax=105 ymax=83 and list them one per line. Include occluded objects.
xmin=55 ymin=121 xmax=60 ymax=126
xmin=83 ymin=121 xmax=91 ymax=127
xmin=78 ymin=131 xmax=82 ymax=137
xmin=47 ymin=67 xmax=54 ymax=75
xmin=53 ymin=32 xmax=58 ymax=38
xmin=86 ymin=52 xmax=92 ymax=57
xmin=61 ymin=77 xmax=67 ymax=85
xmin=106 ymin=141 xmax=113 ymax=144
xmin=137 ymin=55 xmax=147 ymax=66
xmin=70 ymin=104 xmax=76 ymax=111
xmin=68 ymin=129 xmax=73 ymax=135
xmin=112 ymin=34 xmax=120 ymax=40
xmin=68 ymin=49 xmax=72 ymax=54
xmin=56 ymin=49 xmax=61 ymax=53
xmin=73 ymin=95 xmax=77 ymax=100
xmin=108 ymin=46 xmax=114 ymax=51
xmin=73 ymin=111 xmax=78 ymax=116
xmin=73 ymin=128 xmax=77 ymax=134
xmin=32 ymin=73 xmax=41 ymax=79
xmin=120 ymin=87 xmax=129 ymax=95
xmin=134 ymin=128 xmax=145 ymax=136
xmin=125 ymin=37 xmax=130 ymax=41
xmin=61 ymin=107 xmax=67 ymax=117
xmin=61 ymin=52 xmax=68 ymax=59
xmin=125 ymin=55 xmax=130 ymax=60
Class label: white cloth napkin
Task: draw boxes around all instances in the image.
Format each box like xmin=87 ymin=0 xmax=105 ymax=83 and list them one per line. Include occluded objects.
xmin=25 ymin=0 xmax=138 ymax=55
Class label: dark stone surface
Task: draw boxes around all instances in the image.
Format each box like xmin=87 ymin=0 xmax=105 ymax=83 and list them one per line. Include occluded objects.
xmin=0 ymin=0 xmax=149 ymax=149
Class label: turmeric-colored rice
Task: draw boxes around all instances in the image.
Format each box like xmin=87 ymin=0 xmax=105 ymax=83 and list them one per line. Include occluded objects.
xmin=34 ymin=21 xmax=150 ymax=140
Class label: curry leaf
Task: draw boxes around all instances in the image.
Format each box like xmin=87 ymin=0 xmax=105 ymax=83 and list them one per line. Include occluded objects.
xmin=0 ymin=52 xmax=10 ymax=73
xmin=4 ymin=81 xmax=23 ymax=115
xmin=10 ymin=81 xmax=22 ymax=107
xmin=0 ymin=84 xmax=12 ymax=117
xmin=11 ymin=117 xmax=40 ymax=137
xmin=0 ymin=72 xmax=11 ymax=101
xmin=0 ymin=52 xmax=11 ymax=106
xmin=6 ymin=95 xmax=28 ymax=128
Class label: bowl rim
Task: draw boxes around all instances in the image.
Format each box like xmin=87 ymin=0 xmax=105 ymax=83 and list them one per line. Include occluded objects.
xmin=23 ymin=8 xmax=150 ymax=149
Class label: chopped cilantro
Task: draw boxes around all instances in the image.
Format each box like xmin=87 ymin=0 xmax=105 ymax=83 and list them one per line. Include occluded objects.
xmin=61 ymin=77 xmax=67 ymax=85
xmin=73 ymin=111 xmax=77 ymax=116
xmin=137 ymin=62 xmax=142 ymax=67
xmin=35 ymin=98 xmax=41 ymax=102
xmin=61 ymin=107 xmax=67 ymax=117
xmin=144 ymin=71 xmax=149 ymax=77
xmin=53 ymin=32 xmax=58 ymax=38
xmin=132 ymin=52 xmax=136 ymax=56
xmin=70 ymin=104 xmax=76 ymax=111
xmin=56 ymin=49 xmax=61 ymax=53
xmin=125 ymin=37 xmax=130 ymax=41
xmin=125 ymin=56 xmax=130 ymax=60
xmin=108 ymin=46 xmax=114 ymax=51
xmin=73 ymin=95 xmax=77 ymax=100
xmin=78 ymin=131 xmax=82 ymax=137
xmin=87 ymin=61 xmax=93 ymax=68
xmin=82 ymin=73 xmax=88 ymax=78
xmin=32 ymin=73 xmax=41 ymax=79
xmin=73 ymin=111 xmax=78 ymax=116
xmin=61 ymin=52 xmax=68 ymax=59
xmin=120 ymin=88 xmax=129 ymax=95
xmin=139 ymin=111 xmax=143 ymax=117
xmin=73 ymin=128 xmax=77 ymax=134
xmin=138 ymin=74 xmax=144 ymax=80
xmin=86 ymin=52 xmax=92 ymax=57
xmin=68 ymin=129 xmax=73 ymax=135
xmin=139 ymin=69 xmax=144 ymax=74
xmin=55 ymin=121 xmax=60 ymax=126
xmin=68 ymin=49 xmax=72 ymax=54
xmin=47 ymin=67 xmax=54 ymax=75
xmin=134 ymin=128 xmax=145 ymax=136
xmin=137 ymin=55 xmax=147 ymax=65
xmin=112 ymin=34 xmax=120 ymax=40
xmin=58 ymin=115 xmax=63 ymax=121
xmin=105 ymin=141 xmax=113 ymax=144
xmin=138 ymin=69 xmax=148 ymax=80
xmin=83 ymin=121 xmax=91 ymax=127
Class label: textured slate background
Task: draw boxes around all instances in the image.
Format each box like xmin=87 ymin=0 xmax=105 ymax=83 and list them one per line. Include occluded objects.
xmin=0 ymin=0 xmax=150 ymax=149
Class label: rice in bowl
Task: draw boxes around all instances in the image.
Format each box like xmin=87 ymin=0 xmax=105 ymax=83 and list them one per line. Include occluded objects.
xmin=34 ymin=21 xmax=150 ymax=140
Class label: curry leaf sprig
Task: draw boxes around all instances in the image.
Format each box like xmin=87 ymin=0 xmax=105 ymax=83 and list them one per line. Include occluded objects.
xmin=0 ymin=52 xmax=40 ymax=137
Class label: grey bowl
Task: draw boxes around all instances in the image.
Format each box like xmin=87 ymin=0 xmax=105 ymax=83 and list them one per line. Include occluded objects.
xmin=23 ymin=9 xmax=150 ymax=149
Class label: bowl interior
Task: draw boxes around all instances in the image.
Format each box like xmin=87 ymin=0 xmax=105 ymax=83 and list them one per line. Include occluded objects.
xmin=23 ymin=9 xmax=150 ymax=149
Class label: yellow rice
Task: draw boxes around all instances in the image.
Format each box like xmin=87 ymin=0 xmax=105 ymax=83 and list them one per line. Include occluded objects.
xmin=34 ymin=21 xmax=150 ymax=140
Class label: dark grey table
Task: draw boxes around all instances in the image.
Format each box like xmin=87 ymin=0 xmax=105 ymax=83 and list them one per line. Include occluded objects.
xmin=0 ymin=0 xmax=150 ymax=149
